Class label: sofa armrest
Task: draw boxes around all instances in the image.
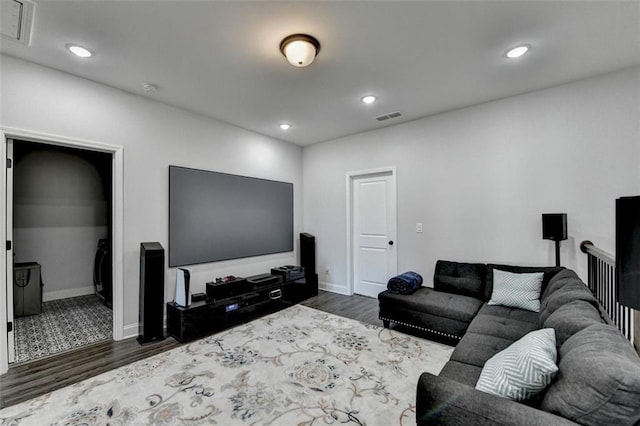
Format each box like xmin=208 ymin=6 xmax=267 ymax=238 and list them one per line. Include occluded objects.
xmin=416 ymin=373 xmax=577 ymax=426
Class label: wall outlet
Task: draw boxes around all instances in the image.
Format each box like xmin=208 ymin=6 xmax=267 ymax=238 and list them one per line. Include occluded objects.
xmin=416 ymin=222 xmax=423 ymax=233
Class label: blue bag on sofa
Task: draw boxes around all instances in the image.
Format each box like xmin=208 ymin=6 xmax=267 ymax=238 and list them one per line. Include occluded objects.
xmin=387 ymin=271 xmax=423 ymax=294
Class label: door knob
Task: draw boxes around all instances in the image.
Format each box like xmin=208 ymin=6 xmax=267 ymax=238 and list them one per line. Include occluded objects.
xmin=388 ymin=240 xmax=394 ymax=246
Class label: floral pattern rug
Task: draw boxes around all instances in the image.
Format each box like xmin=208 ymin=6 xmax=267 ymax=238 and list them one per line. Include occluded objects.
xmin=0 ymin=305 xmax=453 ymax=425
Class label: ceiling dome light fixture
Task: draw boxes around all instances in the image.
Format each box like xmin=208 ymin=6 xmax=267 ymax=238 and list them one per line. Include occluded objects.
xmin=361 ymin=95 xmax=376 ymax=104
xmin=66 ymin=44 xmax=93 ymax=58
xmin=280 ymin=123 xmax=291 ymax=130
xmin=280 ymin=34 xmax=320 ymax=68
xmin=506 ymin=44 xmax=530 ymax=59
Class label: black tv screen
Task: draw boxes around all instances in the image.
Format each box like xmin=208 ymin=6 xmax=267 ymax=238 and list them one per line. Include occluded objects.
xmin=169 ymin=166 xmax=293 ymax=267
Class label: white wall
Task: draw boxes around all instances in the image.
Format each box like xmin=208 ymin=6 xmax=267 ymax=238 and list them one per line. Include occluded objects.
xmin=13 ymin=148 xmax=109 ymax=301
xmin=1 ymin=55 xmax=303 ymax=333
xmin=304 ymin=67 xmax=640 ymax=293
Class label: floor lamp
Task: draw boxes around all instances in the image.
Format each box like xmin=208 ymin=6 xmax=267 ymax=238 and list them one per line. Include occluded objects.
xmin=542 ymin=213 xmax=568 ymax=267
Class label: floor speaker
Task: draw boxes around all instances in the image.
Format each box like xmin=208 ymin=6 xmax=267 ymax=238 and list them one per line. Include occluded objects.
xmin=300 ymin=233 xmax=316 ymax=277
xmin=616 ymin=196 xmax=640 ymax=310
xmin=138 ymin=242 xmax=166 ymax=344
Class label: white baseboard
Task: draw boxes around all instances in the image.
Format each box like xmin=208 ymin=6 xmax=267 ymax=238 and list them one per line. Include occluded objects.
xmin=122 ymin=323 xmax=138 ymax=340
xmin=43 ymin=286 xmax=95 ymax=302
xmin=319 ymin=281 xmax=351 ymax=295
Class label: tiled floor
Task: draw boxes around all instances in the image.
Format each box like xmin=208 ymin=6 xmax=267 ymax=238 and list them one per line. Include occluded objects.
xmin=13 ymin=294 xmax=112 ymax=363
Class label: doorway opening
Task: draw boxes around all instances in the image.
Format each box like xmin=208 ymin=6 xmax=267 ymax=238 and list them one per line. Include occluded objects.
xmin=1 ymin=128 xmax=124 ymax=374
xmin=11 ymin=140 xmax=113 ymax=363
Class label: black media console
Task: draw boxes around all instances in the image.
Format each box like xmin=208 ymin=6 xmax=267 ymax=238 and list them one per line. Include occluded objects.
xmin=166 ymin=268 xmax=318 ymax=342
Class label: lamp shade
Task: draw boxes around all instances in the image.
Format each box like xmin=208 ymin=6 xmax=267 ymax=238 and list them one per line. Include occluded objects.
xmin=280 ymin=34 xmax=320 ymax=67
xmin=542 ymin=213 xmax=567 ymax=241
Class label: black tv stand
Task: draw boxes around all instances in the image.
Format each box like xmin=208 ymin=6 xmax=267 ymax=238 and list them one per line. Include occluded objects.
xmin=166 ymin=271 xmax=318 ymax=343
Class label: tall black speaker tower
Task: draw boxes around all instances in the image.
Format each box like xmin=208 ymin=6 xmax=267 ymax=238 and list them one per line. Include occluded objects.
xmin=300 ymin=233 xmax=318 ymax=297
xmin=300 ymin=233 xmax=316 ymax=277
xmin=616 ymin=196 xmax=640 ymax=310
xmin=138 ymin=242 xmax=166 ymax=344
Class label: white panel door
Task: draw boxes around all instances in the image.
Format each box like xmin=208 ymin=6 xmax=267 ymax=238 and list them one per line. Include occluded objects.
xmin=5 ymin=138 xmax=15 ymax=363
xmin=353 ymin=172 xmax=396 ymax=298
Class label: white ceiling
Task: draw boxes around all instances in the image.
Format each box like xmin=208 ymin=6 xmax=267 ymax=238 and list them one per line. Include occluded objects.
xmin=1 ymin=1 xmax=639 ymax=146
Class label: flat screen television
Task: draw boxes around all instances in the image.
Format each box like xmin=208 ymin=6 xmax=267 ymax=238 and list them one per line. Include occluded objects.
xmin=169 ymin=166 xmax=293 ymax=267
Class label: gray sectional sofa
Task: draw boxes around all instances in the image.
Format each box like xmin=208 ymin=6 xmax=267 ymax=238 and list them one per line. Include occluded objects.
xmin=378 ymin=260 xmax=640 ymax=425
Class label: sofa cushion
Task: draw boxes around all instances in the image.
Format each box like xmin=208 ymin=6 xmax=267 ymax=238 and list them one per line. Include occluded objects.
xmin=434 ymin=260 xmax=486 ymax=299
xmin=476 ymin=304 xmax=539 ymax=324
xmin=538 ymin=281 xmax=599 ymax=324
xmin=378 ymin=287 xmax=483 ymax=323
xmin=542 ymin=300 xmax=604 ymax=347
xmin=476 ymin=328 xmax=558 ymax=401
xmin=488 ymin=270 xmax=544 ymax=312
xmin=467 ymin=313 xmax=539 ymax=342
xmin=450 ymin=332 xmax=514 ymax=368
xmin=439 ymin=360 xmax=482 ymax=387
xmin=541 ymin=323 xmax=640 ymax=426
xmin=540 ymin=269 xmax=581 ymax=302
xmin=485 ymin=264 xmax=563 ymax=301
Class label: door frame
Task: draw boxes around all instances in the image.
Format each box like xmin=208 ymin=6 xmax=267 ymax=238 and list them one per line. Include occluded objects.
xmin=0 ymin=126 xmax=124 ymax=375
xmin=346 ymin=166 xmax=397 ymax=296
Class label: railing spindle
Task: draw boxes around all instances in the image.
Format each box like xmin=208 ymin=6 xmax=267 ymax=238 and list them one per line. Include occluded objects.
xmin=580 ymin=240 xmax=634 ymax=345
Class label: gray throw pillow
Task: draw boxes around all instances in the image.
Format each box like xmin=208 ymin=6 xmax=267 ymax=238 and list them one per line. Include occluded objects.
xmin=488 ymin=269 xmax=543 ymax=312
xmin=475 ymin=328 xmax=558 ymax=401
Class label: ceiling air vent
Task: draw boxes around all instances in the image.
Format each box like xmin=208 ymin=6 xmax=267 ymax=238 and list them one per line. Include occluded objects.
xmin=1 ymin=0 xmax=35 ymax=46
xmin=375 ymin=111 xmax=402 ymax=122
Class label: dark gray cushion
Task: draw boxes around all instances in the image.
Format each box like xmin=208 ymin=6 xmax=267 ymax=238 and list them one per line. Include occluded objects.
xmin=542 ymin=300 xmax=604 ymax=347
xmin=467 ymin=314 xmax=539 ymax=342
xmin=538 ymin=282 xmax=599 ymax=324
xmin=450 ymin=332 xmax=514 ymax=368
xmin=540 ymin=269 xmax=581 ymax=301
xmin=378 ymin=287 xmax=483 ymax=323
xmin=439 ymin=360 xmax=482 ymax=387
xmin=476 ymin=303 xmax=539 ymax=324
xmin=416 ymin=373 xmax=578 ymax=426
xmin=485 ymin=264 xmax=563 ymax=301
xmin=434 ymin=260 xmax=486 ymax=299
xmin=541 ymin=323 xmax=640 ymax=426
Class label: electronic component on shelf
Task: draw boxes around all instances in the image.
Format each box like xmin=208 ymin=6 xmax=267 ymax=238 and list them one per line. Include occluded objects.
xmin=271 ymin=265 xmax=305 ymax=282
xmin=191 ymin=292 xmax=207 ymax=303
xmin=215 ymin=275 xmax=238 ymax=283
xmin=246 ymin=273 xmax=282 ymax=287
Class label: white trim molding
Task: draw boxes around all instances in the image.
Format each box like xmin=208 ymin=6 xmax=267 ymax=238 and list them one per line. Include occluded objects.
xmin=43 ymin=286 xmax=95 ymax=302
xmin=318 ymin=280 xmax=350 ymax=295
xmin=0 ymin=126 xmax=125 ymax=375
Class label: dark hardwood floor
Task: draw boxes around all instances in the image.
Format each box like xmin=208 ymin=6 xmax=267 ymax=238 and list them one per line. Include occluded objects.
xmin=0 ymin=291 xmax=383 ymax=409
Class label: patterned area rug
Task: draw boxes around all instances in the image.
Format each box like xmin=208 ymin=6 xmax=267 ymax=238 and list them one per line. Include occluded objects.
xmin=14 ymin=294 xmax=112 ymax=363
xmin=0 ymin=305 xmax=453 ymax=425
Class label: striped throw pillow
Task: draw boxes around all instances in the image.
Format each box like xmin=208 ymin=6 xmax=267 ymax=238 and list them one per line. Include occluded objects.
xmin=476 ymin=328 xmax=558 ymax=401
xmin=488 ymin=269 xmax=544 ymax=312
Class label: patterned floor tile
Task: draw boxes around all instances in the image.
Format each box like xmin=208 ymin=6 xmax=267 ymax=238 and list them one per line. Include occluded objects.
xmin=13 ymin=294 xmax=112 ymax=364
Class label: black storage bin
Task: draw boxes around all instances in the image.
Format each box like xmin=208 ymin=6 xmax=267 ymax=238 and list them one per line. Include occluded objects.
xmin=14 ymin=262 xmax=43 ymax=317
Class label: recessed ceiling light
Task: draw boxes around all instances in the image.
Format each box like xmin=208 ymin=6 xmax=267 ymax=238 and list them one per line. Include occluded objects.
xmin=505 ymin=44 xmax=530 ymax=59
xmin=280 ymin=123 xmax=291 ymax=130
xmin=361 ymin=95 xmax=376 ymax=104
xmin=66 ymin=44 xmax=93 ymax=58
